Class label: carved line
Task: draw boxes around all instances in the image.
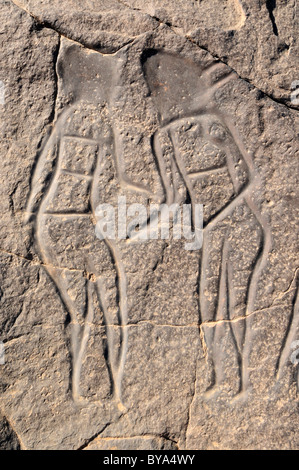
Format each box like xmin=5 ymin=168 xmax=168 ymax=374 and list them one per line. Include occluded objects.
xmin=188 ymin=165 xmax=227 ymax=179
xmin=60 ymin=169 xmax=93 ymax=180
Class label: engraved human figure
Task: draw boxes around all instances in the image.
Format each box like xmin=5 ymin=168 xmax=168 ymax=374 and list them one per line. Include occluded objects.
xmin=24 ymin=43 xmax=152 ymax=406
xmin=25 ymin=42 xmax=270 ymax=405
xmin=142 ymin=51 xmax=270 ymax=397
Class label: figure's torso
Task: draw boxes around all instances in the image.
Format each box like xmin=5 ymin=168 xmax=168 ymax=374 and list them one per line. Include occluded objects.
xmin=39 ymin=103 xmax=115 ymax=216
xmin=158 ymin=114 xmax=249 ymax=225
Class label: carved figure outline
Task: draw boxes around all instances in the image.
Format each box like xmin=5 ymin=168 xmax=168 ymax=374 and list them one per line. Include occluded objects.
xmin=25 ymin=43 xmax=273 ymax=405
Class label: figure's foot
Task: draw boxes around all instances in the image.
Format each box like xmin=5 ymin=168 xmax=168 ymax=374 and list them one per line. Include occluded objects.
xmin=203 ymin=383 xmax=246 ymax=402
xmin=231 ymin=388 xmax=250 ymax=404
xmin=113 ymin=393 xmax=127 ymax=414
xmin=202 ymin=385 xmax=222 ymax=401
xmin=231 ymin=391 xmax=247 ymax=404
xmin=73 ymin=395 xmax=91 ymax=407
xmin=117 ymin=401 xmax=127 ymax=413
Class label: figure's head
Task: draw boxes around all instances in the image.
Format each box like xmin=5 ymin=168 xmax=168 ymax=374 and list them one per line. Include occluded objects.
xmin=142 ymin=50 xmax=234 ymax=125
xmin=57 ymin=42 xmax=123 ymax=104
xmin=142 ymin=50 xmax=255 ymax=189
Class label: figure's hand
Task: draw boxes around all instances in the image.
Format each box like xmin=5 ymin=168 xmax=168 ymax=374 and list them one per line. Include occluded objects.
xmin=23 ymin=210 xmax=35 ymax=224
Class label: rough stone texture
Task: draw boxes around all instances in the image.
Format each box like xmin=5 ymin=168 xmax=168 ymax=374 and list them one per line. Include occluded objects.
xmin=0 ymin=413 xmax=21 ymax=450
xmin=0 ymin=0 xmax=298 ymax=450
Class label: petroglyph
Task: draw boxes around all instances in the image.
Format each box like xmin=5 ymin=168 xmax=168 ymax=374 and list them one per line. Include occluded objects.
xmin=1 ymin=0 xmax=298 ymax=451
xmin=24 ymin=40 xmax=273 ymax=406
xmin=25 ymin=41 xmax=129 ymax=406
xmin=143 ymin=50 xmax=270 ymax=397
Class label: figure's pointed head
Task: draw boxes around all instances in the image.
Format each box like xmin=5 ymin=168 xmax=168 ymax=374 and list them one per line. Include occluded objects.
xmin=57 ymin=40 xmax=123 ymax=104
xmin=142 ymin=50 xmax=234 ymax=125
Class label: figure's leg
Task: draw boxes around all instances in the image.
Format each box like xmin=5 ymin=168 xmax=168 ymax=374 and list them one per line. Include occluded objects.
xmin=201 ymin=222 xmax=248 ymax=398
xmin=46 ymin=265 xmax=113 ymax=404
xmin=38 ymin=215 xmax=113 ymax=404
xmin=95 ymin=276 xmax=120 ymax=401
xmin=227 ymin=259 xmax=246 ymax=395
xmin=73 ymin=280 xmax=96 ymax=402
xmin=225 ymin=201 xmax=266 ymax=398
xmin=44 ymin=265 xmax=87 ymax=403
xmin=200 ymin=225 xmax=227 ymax=393
xmin=212 ymin=238 xmax=230 ymax=390
xmin=107 ymin=240 xmax=128 ymax=409
xmin=202 ymin=236 xmax=239 ymax=397
xmin=88 ymin=239 xmax=128 ymax=409
xmin=241 ymin=197 xmax=271 ymax=394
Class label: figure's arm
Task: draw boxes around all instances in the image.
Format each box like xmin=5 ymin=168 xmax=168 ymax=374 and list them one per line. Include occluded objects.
xmin=113 ymin=126 xmax=164 ymax=204
xmin=24 ymin=107 xmax=75 ymax=223
xmin=24 ymin=126 xmax=60 ymax=223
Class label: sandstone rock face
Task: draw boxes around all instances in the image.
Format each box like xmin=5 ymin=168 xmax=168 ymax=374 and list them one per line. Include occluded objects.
xmin=0 ymin=0 xmax=298 ymax=450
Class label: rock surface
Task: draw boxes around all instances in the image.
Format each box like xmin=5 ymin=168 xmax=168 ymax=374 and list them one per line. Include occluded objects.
xmin=0 ymin=0 xmax=298 ymax=450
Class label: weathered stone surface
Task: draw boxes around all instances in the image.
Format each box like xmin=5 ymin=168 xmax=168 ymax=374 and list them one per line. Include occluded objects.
xmin=10 ymin=0 xmax=159 ymax=53
xmin=0 ymin=413 xmax=21 ymax=450
xmin=121 ymin=0 xmax=299 ymax=107
xmin=9 ymin=0 xmax=299 ymax=107
xmin=0 ymin=0 xmax=298 ymax=450
xmin=84 ymin=435 xmax=177 ymax=450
